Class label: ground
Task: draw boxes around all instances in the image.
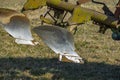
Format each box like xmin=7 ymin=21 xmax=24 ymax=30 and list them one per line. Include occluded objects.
xmin=0 ymin=0 xmax=120 ymax=80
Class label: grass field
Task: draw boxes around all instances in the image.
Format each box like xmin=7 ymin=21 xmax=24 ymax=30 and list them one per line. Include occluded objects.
xmin=0 ymin=0 xmax=120 ymax=80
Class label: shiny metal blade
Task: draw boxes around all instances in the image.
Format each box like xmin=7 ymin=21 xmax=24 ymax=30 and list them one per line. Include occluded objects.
xmin=33 ymin=25 xmax=75 ymax=54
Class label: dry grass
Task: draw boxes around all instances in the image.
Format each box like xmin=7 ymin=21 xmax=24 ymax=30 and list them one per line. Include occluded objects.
xmin=0 ymin=0 xmax=120 ymax=80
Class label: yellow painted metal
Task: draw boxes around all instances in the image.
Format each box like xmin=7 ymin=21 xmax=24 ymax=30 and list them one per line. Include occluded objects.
xmin=40 ymin=15 xmax=54 ymax=25
xmin=46 ymin=0 xmax=75 ymax=12
xmin=47 ymin=0 xmax=118 ymax=28
xmin=23 ymin=0 xmax=46 ymax=10
xmin=68 ymin=6 xmax=91 ymax=25
xmin=22 ymin=0 xmax=119 ymax=29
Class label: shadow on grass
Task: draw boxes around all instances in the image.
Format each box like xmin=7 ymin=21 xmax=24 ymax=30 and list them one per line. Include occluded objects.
xmin=0 ymin=57 xmax=119 ymax=80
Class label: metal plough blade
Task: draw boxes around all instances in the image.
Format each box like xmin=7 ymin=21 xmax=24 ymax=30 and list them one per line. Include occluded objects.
xmin=33 ymin=25 xmax=75 ymax=54
xmin=33 ymin=25 xmax=84 ymax=63
xmin=0 ymin=8 xmax=36 ymax=45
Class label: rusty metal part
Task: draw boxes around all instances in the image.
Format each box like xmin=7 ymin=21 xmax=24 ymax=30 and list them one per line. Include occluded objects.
xmin=114 ymin=0 xmax=120 ymax=19
xmin=0 ymin=8 xmax=25 ymax=24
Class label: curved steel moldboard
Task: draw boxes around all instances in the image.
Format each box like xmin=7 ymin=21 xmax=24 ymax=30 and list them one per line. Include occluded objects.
xmin=0 ymin=8 xmax=35 ymax=45
xmin=33 ymin=25 xmax=75 ymax=54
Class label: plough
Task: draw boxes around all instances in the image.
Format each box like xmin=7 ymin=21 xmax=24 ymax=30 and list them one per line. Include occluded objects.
xmin=0 ymin=0 xmax=120 ymax=63
xmin=22 ymin=0 xmax=120 ymax=39
xmin=0 ymin=8 xmax=37 ymax=45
